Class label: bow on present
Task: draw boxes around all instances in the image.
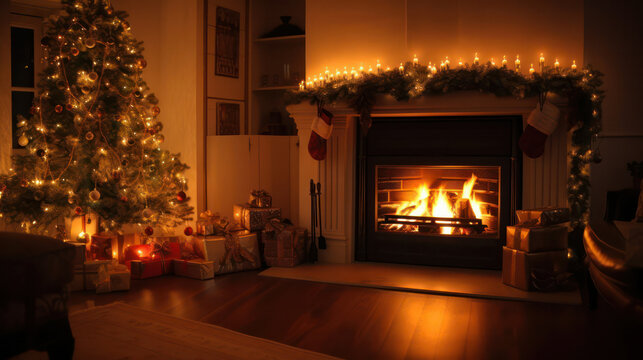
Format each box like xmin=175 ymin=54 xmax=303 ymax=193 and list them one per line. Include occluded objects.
xmin=221 ymin=231 xmax=257 ymax=267
xmin=264 ymin=217 xmax=287 ymax=233
xmin=249 ymin=189 xmax=272 ymax=208
xmin=199 ymin=210 xmax=217 ymax=223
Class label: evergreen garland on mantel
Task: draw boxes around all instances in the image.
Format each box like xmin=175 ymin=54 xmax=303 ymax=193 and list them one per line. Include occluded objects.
xmin=286 ymin=61 xmax=604 ymax=231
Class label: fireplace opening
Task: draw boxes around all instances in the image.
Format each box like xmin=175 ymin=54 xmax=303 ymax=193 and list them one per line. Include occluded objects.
xmin=376 ymin=165 xmax=500 ymax=236
xmin=356 ymin=116 xmax=522 ymax=269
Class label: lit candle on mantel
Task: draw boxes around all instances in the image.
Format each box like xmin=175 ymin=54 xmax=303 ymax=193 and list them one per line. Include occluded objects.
xmin=413 ymin=54 xmax=419 ymax=65
xmin=325 ymin=67 xmax=330 ymax=80
xmin=335 ymin=69 xmax=341 ymax=78
xmin=514 ymin=55 xmax=521 ymax=72
xmin=554 ymin=58 xmax=560 ymax=70
xmin=571 ymin=60 xmax=577 ymax=71
xmin=376 ymin=60 xmax=381 ymax=73
xmin=368 ymin=65 xmax=373 ymax=74
xmin=529 ymin=64 xmax=535 ymax=75
xmin=539 ymin=53 xmax=545 ymax=72
xmin=299 ymin=80 xmax=304 ymax=90
xmin=432 ymin=65 xmax=437 ymax=74
xmin=474 ymin=52 xmax=480 ymax=65
xmin=343 ymin=67 xmax=348 ymax=79
xmin=359 ymin=65 xmax=364 ymax=73
xmin=444 ymin=56 xmax=450 ymax=70
xmin=490 ymin=58 xmax=496 ymax=66
xmin=440 ymin=61 xmax=445 ymax=71
xmin=502 ymin=55 xmax=508 ymax=68
xmin=399 ymin=63 xmax=404 ymax=72
xmin=458 ymin=58 xmax=463 ymax=67
xmin=385 ymin=66 xmax=391 ymax=71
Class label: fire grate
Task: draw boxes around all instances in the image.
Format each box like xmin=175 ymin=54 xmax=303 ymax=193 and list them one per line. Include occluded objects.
xmin=379 ymin=214 xmax=487 ymax=234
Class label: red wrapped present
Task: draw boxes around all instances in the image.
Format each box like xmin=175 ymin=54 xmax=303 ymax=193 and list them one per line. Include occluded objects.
xmin=124 ymin=241 xmax=181 ymax=279
xmin=262 ymin=219 xmax=308 ymax=267
xmin=87 ymin=234 xmax=113 ymax=260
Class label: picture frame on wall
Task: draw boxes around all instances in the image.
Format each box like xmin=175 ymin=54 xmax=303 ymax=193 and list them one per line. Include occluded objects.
xmin=215 ymin=6 xmax=240 ymax=78
xmin=216 ymin=102 xmax=240 ymax=135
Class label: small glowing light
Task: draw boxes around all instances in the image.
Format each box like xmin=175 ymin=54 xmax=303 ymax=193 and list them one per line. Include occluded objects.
xmin=413 ymin=54 xmax=419 ymax=64
xmin=571 ymin=60 xmax=577 ymax=70
xmin=554 ymin=58 xmax=560 ymax=69
xmin=502 ymin=55 xmax=507 ymax=68
xmin=529 ymin=64 xmax=535 ymax=74
xmin=474 ymin=52 xmax=479 ymax=65
xmin=399 ymin=63 xmax=404 ymax=72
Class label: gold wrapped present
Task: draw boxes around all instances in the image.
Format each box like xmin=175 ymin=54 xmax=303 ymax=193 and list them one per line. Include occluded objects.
xmin=262 ymin=219 xmax=308 ymax=267
xmin=516 ymin=207 xmax=570 ymax=226
xmin=502 ymin=247 xmax=567 ymax=291
xmin=192 ymin=232 xmax=260 ymax=274
xmin=173 ymin=258 xmax=215 ymax=280
xmin=249 ymin=189 xmax=272 ymax=208
xmin=233 ymin=204 xmax=281 ymax=231
xmin=196 ymin=210 xmax=230 ymax=236
xmin=65 ymin=241 xmax=86 ymax=266
xmin=506 ymin=225 xmax=568 ymax=252
xmin=70 ymin=260 xmax=129 ymax=293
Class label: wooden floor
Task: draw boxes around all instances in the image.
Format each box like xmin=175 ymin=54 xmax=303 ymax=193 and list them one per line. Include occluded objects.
xmin=69 ymin=271 xmax=641 ymax=360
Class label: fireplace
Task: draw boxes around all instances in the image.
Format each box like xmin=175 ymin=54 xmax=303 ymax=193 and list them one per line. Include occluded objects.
xmin=356 ymin=116 xmax=522 ymax=269
xmin=288 ymin=92 xmax=569 ymax=266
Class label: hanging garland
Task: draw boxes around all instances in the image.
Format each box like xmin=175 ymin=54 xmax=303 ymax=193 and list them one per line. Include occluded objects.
xmin=286 ymin=61 xmax=604 ymax=231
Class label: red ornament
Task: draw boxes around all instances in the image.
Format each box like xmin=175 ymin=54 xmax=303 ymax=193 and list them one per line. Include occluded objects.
xmin=184 ymin=226 xmax=193 ymax=236
xmin=144 ymin=226 xmax=154 ymax=236
xmin=65 ymin=103 xmax=73 ymax=111
xmin=55 ymin=104 xmax=63 ymax=113
xmin=176 ymin=191 xmax=187 ymax=202
xmin=74 ymin=206 xmax=83 ymax=215
xmin=120 ymin=195 xmax=128 ymax=202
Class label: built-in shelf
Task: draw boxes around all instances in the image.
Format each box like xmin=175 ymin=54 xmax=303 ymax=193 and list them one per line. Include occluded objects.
xmin=254 ymin=34 xmax=305 ymax=43
xmin=253 ymin=85 xmax=298 ymax=91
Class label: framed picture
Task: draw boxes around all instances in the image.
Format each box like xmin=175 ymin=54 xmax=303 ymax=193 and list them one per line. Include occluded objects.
xmin=216 ymin=102 xmax=241 ymax=135
xmin=215 ymin=6 xmax=240 ymax=78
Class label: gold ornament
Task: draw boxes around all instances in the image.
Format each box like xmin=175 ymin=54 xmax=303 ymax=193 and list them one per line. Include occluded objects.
xmin=71 ymin=47 xmax=79 ymax=56
xmin=81 ymin=86 xmax=91 ymax=94
xmin=74 ymin=115 xmax=83 ymax=124
xmin=88 ymin=72 xmax=98 ymax=81
xmin=85 ymin=38 xmax=96 ymax=48
xmin=89 ymin=189 xmax=101 ymax=201
xmin=55 ymin=104 xmax=63 ymax=113
xmin=142 ymin=207 xmax=153 ymax=219
xmin=18 ymin=134 xmax=29 ymax=147
xmin=152 ymin=106 xmax=160 ymax=116
xmin=85 ymin=131 xmax=95 ymax=141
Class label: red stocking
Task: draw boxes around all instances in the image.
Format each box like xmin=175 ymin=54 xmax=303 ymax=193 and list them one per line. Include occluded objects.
xmin=519 ymin=101 xmax=560 ymax=158
xmin=308 ymin=107 xmax=334 ymax=160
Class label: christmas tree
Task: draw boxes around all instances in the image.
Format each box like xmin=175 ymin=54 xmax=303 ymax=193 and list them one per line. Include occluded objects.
xmin=0 ymin=0 xmax=193 ymax=235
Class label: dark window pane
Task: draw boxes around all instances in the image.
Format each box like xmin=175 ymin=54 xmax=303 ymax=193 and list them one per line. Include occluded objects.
xmin=12 ymin=91 xmax=34 ymax=149
xmin=11 ymin=27 xmax=35 ymax=88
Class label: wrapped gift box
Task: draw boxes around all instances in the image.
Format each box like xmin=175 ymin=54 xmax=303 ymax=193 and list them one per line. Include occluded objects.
xmin=87 ymin=234 xmax=113 ymax=260
xmin=69 ymin=260 xmax=128 ymax=293
xmin=65 ymin=241 xmax=86 ymax=266
xmin=249 ymin=190 xmax=272 ymax=208
xmin=125 ymin=242 xmax=181 ymax=279
xmin=262 ymin=221 xmax=308 ymax=267
xmin=505 ymin=225 xmax=568 ymax=252
xmin=192 ymin=232 xmax=260 ymax=274
xmin=233 ymin=204 xmax=281 ymax=231
xmin=128 ymin=259 xmax=173 ymax=279
xmin=516 ymin=207 xmax=570 ymax=226
xmin=502 ymin=247 xmax=568 ymax=291
xmin=173 ymin=258 xmax=215 ymax=280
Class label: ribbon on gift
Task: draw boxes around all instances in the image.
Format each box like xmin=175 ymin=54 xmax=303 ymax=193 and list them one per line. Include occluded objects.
xmin=221 ymin=231 xmax=257 ymax=268
xmin=151 ymin=241 xmax=171 ymax=273
xmin=199 ymin=210 xmax=217 ymax=223
xmin=179 ymin=240 xmax=201 ymax=260
xmin=264 ymin=217 xmax=287 ymax=233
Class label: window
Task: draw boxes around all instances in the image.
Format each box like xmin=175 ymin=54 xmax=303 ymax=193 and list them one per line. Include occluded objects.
xmin=10 ymin=14 xmax=42 ymax=149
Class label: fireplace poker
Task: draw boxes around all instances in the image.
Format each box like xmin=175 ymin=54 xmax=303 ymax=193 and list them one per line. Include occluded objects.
xmin=316 ymin=182 xmax=327 ymax=249
xmin=309 ymin=179 xmax=318 ymax=262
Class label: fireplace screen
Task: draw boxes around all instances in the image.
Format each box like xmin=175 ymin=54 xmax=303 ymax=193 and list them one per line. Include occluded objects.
xmin=376 ymin=165 xmax=500 ymax=237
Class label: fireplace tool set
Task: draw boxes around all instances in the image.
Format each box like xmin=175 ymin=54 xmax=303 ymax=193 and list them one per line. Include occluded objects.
xmin=309 ymin=179 xmax=327 ymax=262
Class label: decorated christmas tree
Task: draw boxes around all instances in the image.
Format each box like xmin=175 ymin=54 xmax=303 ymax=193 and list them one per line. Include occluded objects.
xmin=0 ymin=0 xmax=193 ymax=235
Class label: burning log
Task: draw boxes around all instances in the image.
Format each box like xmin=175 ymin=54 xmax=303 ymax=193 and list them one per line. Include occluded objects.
xmin=456 ymin=198 xmax=477 ymax=219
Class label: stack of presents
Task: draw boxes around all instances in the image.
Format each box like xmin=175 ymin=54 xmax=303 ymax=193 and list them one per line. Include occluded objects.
xmin=502 ymin=207 xmax=572 ymax=291
xmin=65 ymin=190 xmax=309 ymax=294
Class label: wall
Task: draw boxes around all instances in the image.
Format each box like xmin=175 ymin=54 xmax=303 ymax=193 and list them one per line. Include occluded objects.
xmin=306 ymin=0 xmax=584 ymax=77
xmin=112 ymin=0 xmax=206 ymax=220
xmin=585 ymin=0 xmax=643 ymax=221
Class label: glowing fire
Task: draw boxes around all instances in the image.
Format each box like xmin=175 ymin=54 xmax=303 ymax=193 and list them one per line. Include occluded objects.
xmin=388 ymin=174 xmax=484 ymax=235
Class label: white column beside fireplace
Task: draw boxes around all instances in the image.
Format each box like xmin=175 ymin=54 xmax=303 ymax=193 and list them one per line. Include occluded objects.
xmin=287 ymin=92 xmax=570 ymax=264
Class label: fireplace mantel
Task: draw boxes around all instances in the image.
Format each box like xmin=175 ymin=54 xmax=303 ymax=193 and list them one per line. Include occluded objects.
xmin=287 ymin=92 xmax=570 ymax=263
